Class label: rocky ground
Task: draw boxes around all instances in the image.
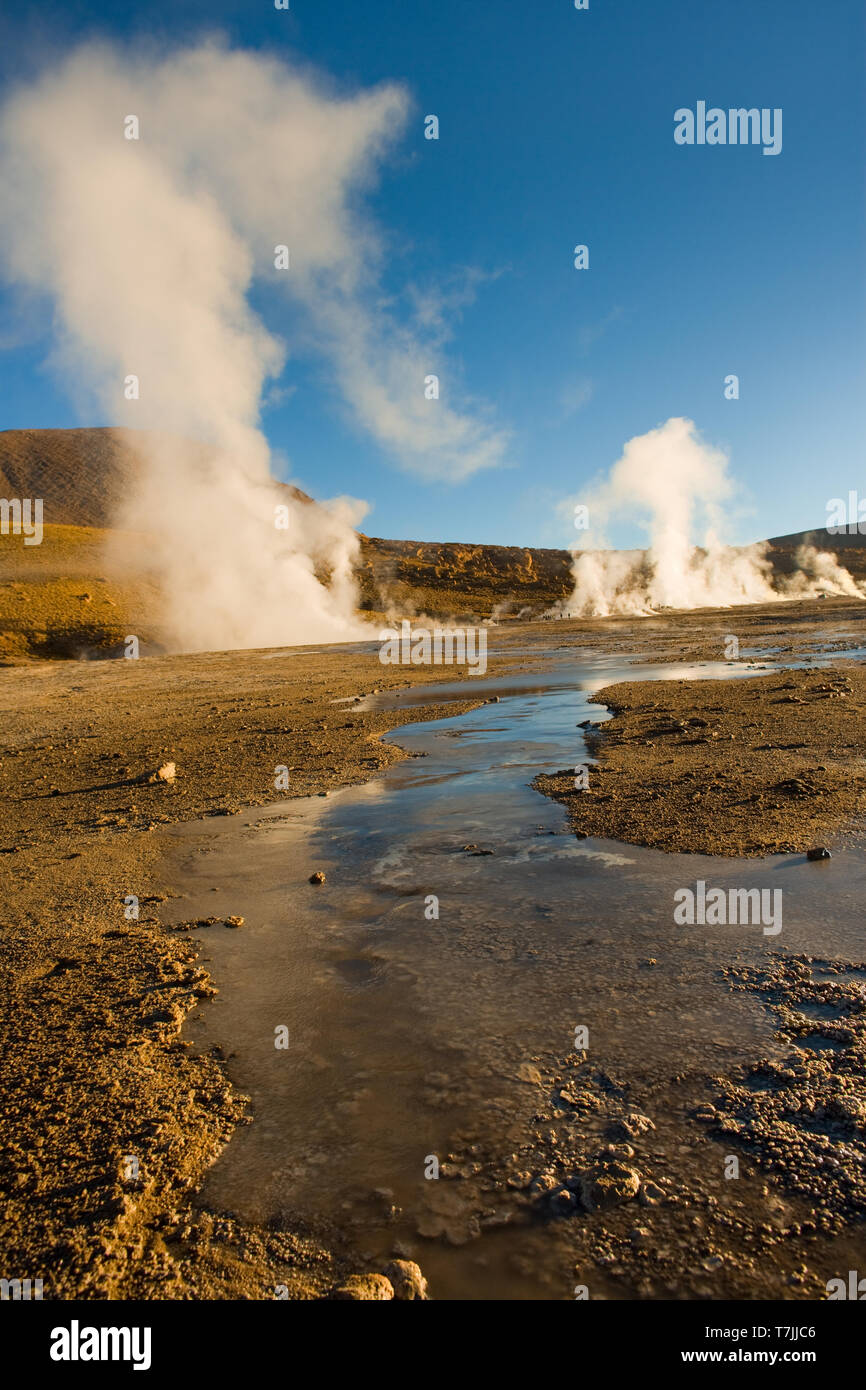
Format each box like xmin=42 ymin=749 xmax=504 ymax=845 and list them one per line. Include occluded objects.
xmin=1 ymin=596 xmax=865 ymax=1300
xmin=537 ymin=663 xmax=866 ymax=856
xmin=0 ymin=642 xmax=504 ymax=1299
xmin=416 ymin=949 xmax=866 ymax=1300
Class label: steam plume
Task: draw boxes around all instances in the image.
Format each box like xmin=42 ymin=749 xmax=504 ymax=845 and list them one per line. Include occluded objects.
xmin=0 ymin=41 xmax=506 ymax=650
xmin=562 ymin=418 xmax=865 ymax=617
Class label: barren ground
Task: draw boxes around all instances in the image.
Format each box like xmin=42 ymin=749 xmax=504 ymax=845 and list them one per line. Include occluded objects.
xmin=1 ymin=596 xmax=864 ymax=1299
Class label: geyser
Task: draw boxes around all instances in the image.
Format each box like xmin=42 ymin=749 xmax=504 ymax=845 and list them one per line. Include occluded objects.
xmin=561 ymin=418 xmax=865 ymax=617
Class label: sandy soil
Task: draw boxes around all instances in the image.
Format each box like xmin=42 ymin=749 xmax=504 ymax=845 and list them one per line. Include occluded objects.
xmin=1 ymin=596 xmax=864 ymax=1300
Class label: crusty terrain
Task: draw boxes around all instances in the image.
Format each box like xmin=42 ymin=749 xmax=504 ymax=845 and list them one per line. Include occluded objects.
xmin=0 ymin=641 xmax=504 ymax=1299
xmin=1 ymin=599 xmax=865 ymax=1299
xmin=537 ymin=664 xmax=866 ymax=856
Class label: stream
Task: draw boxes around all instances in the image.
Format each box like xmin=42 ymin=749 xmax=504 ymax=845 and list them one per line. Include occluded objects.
xmin=163 ymin=650 xmax=866 ymax=1299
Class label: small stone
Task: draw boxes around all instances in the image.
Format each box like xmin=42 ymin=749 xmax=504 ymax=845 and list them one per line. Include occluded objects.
xmin=383 ymin=1259 xmax=428 ymax=1300
xmin=610 ymin=1112 xmax=656 ymax=1140
xmin=559 ymin=1085 xmax=602 ymax=1112
xmin=600 ymin=1143 xmax=636 ymax=1160
xmin=578 ymin=1163 xmax=642 ymax=1211
xmin=530 ymin=1171 xmax=559 ymax=1195
xmin=309 ymin=871 xmax=326 ymax=884
xmin=639 ymin=1181 xmax=666 ymax=1206
xmin=224 ymin=916 xmax=244 ymax=929
xmin=156 ymin=762 xmax=176 ymax=783
xmin=330 ymin=1273 xmax=394 ymax=1301
xmin=806 ymin=847 xmax=831 ymax=861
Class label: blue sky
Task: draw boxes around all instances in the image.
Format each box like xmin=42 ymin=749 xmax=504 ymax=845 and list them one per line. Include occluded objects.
xmin=0 ymin=0 xmax=863 ymax=549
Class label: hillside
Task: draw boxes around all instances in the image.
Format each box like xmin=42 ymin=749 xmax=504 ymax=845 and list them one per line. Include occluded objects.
xmin=356 ymin=536 xmax=572 ymax=616
xmin=766 ymin=526 xmax=866 ymax=582
xmin=0 ymin=427 xmax=311 ymax=526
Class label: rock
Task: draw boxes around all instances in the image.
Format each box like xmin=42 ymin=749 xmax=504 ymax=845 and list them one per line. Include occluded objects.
xmin=694 ymin=1105 xmax=717 ymax=1122
xmin=600 ymin=1142 xmax=636 ymax=1160
xmin=559 ymin=1085 xmax=602 ymax=1112
xmin=828 ymin=1095 xmax=866 ymax=1126
xmin=383 ymin=1259 xmax=428 ymax=1300
xmin=806 ymin=847 xmax=831 ymax=861
xmin=639 ymin=1180 xmax=666 ymax=1206
xmin=609 ymin=1112 xmax=656 ymax=1140
xmin=578 ymin=1162 xmax=642 ymax=1211
xmin=139 ymin=761 xmax=176 ymax=785
xmin=224 ymin=916 xmax=244 ymax=929
xmin=330 ymin=1273 xmax=394 ymax=1300
xmin=530 ymin=1171 xmax=559 ymax=1195
xmin=309 ymin=871 xmax=326 ymax=884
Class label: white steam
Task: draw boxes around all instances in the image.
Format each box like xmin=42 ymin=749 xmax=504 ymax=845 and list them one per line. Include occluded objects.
xmin=562 ymin=418 xmax=864 ymax=617
xmin=0 ymin=41 xmax=507 ymax=651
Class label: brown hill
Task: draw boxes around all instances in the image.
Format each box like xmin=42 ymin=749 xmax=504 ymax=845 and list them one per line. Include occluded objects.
xmin=0 ymin=427 xmax=136 ymax=527
xmin=766 ymin=526 xmax=866 ymax=582
xmin=355 ymin=536 xmax=573 ymax=615
xmin=356 ymin=527 xmax=866 ymax=617
xmin=0 ymin=427 xmax=311 ymax=527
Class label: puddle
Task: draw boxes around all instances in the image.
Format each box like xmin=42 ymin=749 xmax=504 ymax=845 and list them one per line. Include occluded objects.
xmin=795 ymin=1035 xmax=845 ymax=1054
xmin=791 ymin=1000 xmax=848 ymax=1021
xmin=161 ymin=651 xmax=866 ymax=1299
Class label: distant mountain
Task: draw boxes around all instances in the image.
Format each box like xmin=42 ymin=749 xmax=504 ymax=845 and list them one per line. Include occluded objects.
xmin=0 ymin=427 xmax=138 ymax=527
xmin=357 ymin=527 xmax=866 ymax=615
xmin=0 ymin=427 xmax=311 ymax=527
xmin=766 ymin=526 xmax=866 ymax=581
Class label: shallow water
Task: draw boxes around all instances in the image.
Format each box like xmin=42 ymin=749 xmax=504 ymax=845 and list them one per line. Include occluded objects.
xmin=164 ymin=651 xmax=866 ymax=1299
